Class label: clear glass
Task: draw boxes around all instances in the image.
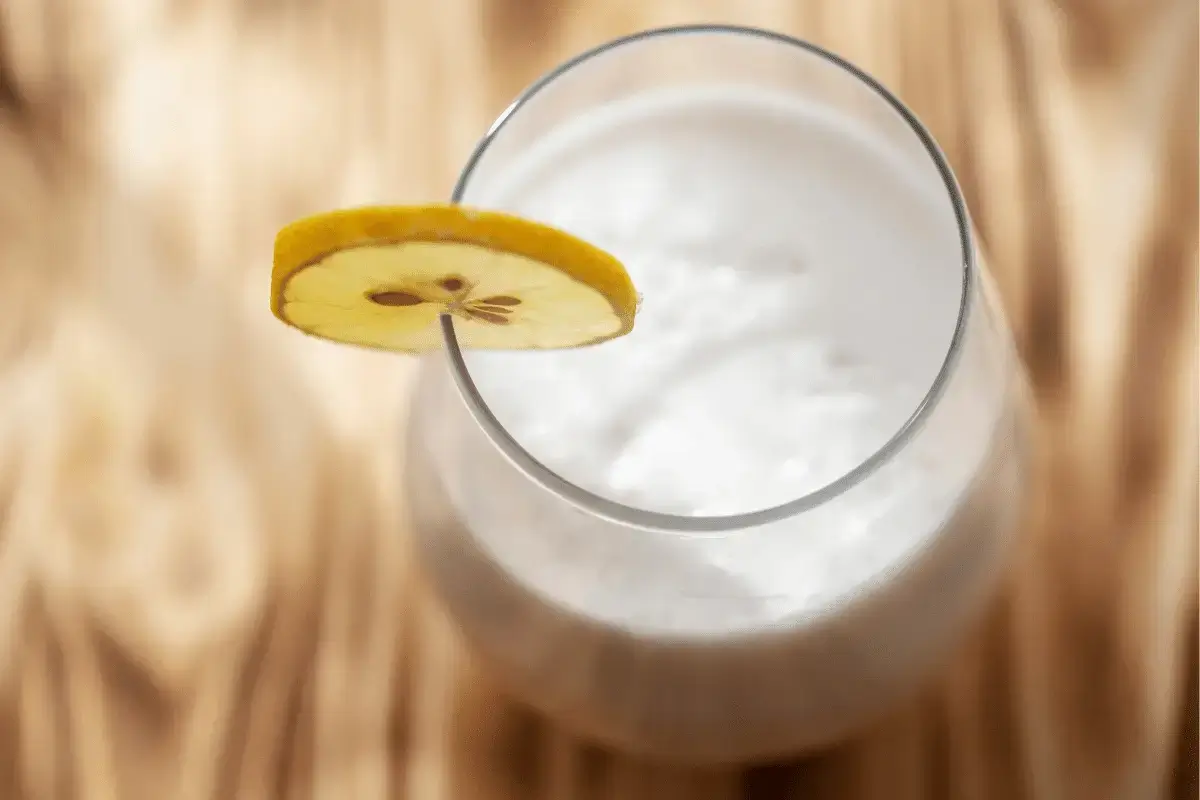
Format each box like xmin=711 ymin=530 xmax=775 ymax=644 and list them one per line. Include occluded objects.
xmin=405 ymin=25 xmax=1031 ymax=763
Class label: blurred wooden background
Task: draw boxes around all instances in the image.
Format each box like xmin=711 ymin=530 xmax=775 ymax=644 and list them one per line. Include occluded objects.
xmin=0 ymin=0 xmax=1195 ymax=798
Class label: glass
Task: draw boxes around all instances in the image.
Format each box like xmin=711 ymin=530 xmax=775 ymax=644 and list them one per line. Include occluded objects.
xmin=405 ymin=25 xmax=1031 ymax=763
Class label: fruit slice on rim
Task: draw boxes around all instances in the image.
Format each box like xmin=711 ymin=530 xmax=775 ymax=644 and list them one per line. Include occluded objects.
xmin=271 ymin=204 xmax=638 ymax=352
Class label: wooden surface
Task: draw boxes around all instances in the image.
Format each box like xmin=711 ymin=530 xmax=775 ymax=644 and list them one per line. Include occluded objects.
xmin=0 ymin=0 xmax=1196 ymax=798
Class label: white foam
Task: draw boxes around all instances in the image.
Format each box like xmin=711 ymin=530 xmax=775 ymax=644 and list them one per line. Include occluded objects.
xmin=455 ymin=87 xmax=984 ymax=631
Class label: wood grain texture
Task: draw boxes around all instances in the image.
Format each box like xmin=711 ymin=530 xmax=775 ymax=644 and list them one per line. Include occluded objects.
xmin=0 ymin=0 xmax=1195 ymax=797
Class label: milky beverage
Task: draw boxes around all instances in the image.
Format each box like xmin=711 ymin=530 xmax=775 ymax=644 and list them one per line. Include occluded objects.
xmin=409 ymin=87 xmax=1023 ymax=761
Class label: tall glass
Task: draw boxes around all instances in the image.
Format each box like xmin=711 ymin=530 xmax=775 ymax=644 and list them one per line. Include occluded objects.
xmin=406 ymin=25 xmax=1030 ymax=763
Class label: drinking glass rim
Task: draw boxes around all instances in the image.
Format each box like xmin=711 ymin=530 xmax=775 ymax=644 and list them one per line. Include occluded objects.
xmin=443 ymin=23 xmax=976 ymax=534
